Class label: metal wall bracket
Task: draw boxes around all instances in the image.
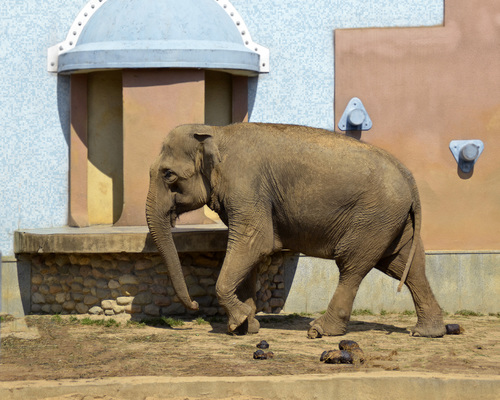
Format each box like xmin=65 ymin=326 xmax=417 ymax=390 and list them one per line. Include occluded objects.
xmin=449 ymin=140 xmax=484 ymax=173
xmin=338 ymin=97 xmax=372 ymax=131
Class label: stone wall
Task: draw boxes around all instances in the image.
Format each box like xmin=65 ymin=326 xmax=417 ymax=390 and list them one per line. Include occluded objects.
xmin=20 ymin=251 xmax=286 ymax=318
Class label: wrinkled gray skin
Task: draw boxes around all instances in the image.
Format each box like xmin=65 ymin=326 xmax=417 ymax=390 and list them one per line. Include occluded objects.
xmin=146 ymin=123 xmax=446 ymax=338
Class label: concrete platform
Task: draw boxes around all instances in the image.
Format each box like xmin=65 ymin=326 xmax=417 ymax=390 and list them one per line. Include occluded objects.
xmin=0 ymin=373 xmax=498 ymax=400
xmin=14 ymin=224 xmax=229 ymax=254
xmin=3 ymin=225 xmax=229 ymax=321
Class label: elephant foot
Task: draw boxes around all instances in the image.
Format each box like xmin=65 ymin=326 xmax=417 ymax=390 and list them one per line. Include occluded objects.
xmin=410 ymin=322 xmax=446 ymax=338
xmin=248 ymin=317 xmax=260 ymax=334
xmin=307 ymin=324 xmax=323 ymax=339
xmin=234 ymin=317 xmax=260 ymax=335
xmin=307 ymin=315 xmax=347 ymax=338
xmin=227 ymin=302 xmax=253 ymax=334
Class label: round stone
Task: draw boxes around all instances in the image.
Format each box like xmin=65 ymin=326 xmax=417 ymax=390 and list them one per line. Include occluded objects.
xmin=116 ymin=296 xmax=134 ymax=306
xmin=135 ymin=259 xmax=152 ymax=271
xmin=144 ymin=304 xmax=160 ymax=316
xmin=112 ymin=305 xmax=125 ymax=314
xmin=39 ymin=285 xmax=49 ymax=295
xmin=80 ymin=266 xmax=92 ymax=277
xmin=154 ymin=296 xmax=171 ymax=307
xmin=108 ymin=280 xmax=120 ymax=289
xmin=51 ymin=304 xmax=63 ymax=313
xmin=76 ymin=303 xmax=89 ymax=314
xmin=83 ymin=277 xmax=97 ymax=288
xmin=88 ymin=306 xmax=103 ymax=315
xmin=63 ymin=300 xmax=76 ymax=311
xmin=55 ymin=292 xmax=66 ymax=304
xmin=124 ymin=304 xmax=142 ymax=314
xmin=49 ymin=285 xmax=63 ymax=294
xmin=32 ymin=293 xmax=45 ymax=304
xmin=101 ymin=300 xmax=116 ymax=310
xmin=119 ymin=274 xmax=139 ymax=285
xmin=188 ymin=285 xmax=206 ymax=297
xmin=133 ymin=292 xmax=152 ymax=305
xmin=83 ymin=295 xmax=99 ymax=306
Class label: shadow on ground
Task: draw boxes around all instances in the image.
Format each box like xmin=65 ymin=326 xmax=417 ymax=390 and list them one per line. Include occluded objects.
xmin=208 ymin=314 xmax=409 ymax=335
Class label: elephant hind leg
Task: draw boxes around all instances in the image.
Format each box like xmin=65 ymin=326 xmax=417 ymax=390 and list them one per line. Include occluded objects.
xmin=308 ymin=260 xmax=373 ymax=338
xmin=376 ymin=237 xmax=445 ymax=338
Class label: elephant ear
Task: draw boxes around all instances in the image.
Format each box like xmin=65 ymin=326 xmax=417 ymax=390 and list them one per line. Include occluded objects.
xmin=194 ymin=133 xmax=221 ymax=178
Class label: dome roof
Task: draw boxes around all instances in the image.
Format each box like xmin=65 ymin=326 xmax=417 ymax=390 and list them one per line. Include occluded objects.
xmin=48 ymin=0 xmax=268 ymax=75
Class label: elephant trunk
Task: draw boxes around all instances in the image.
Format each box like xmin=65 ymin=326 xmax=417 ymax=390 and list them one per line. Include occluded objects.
xmin=146 ymin=173 xmax=199 ymax=311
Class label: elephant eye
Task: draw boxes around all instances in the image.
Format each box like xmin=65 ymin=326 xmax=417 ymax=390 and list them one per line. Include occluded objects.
xmin=162 ymin=169 xmax=177 ymax=183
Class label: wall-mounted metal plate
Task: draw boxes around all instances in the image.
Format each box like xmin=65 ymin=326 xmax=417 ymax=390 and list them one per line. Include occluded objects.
xmin=338 ymin=97 xmax=372 ymax=131
xmin=449 ymin=140 xmax=484 ymax=173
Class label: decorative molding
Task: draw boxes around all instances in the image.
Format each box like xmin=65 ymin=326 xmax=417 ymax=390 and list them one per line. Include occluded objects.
xmin=48 ymin=0 xmax=269 ymax=73
xmin=48 ymin=0 xmax=109 ymax=72
xmin=213 ymin=0 xmax=269 ymax=72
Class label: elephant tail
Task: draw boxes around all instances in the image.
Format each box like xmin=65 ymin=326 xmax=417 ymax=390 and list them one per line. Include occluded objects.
xmin=397 ymin=171 xmax=422 ymax=292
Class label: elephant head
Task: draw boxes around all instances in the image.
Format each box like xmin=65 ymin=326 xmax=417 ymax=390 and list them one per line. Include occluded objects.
xmin=146 ymin=124 xmax=221 ymax=311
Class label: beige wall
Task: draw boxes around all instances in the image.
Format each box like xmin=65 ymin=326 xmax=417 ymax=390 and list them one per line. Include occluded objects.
xmin=70 ymin=69 xmax=248 ymax=227
xmin=205 ymin=71 xmax=233 ymax=127
xmin=116 ymin=69 xmax=206 ymax=226
xmin=335 ymin=0 xmax=500 ymax=250
xmin=87 ymin=71 xmax=123 ymax=225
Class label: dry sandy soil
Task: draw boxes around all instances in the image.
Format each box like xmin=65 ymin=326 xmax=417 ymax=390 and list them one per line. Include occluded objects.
xmin=0 ymin=312 xmax=498 ymax=399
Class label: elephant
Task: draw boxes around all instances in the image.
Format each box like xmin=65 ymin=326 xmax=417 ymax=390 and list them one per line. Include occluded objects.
xmin=146 ymin=123 xmax=446 ymax=338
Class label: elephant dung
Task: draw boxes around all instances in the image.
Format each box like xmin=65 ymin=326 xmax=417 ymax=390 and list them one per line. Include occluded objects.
xmin=320 ymin=350 xmax=353 ymax=364
xmin=339 ymin=339 xmax=361 ymax=351
xmin=445 ymin=324 xmax=464 ymax=335
xmin=321 ymin=340 xmax=365 ymax=364
xmin=253 ymin=349 xmax=274 ymax=360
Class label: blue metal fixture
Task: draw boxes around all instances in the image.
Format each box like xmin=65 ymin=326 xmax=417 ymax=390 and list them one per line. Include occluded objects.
xmin=449 ymin=140 xmax=485 ymax=173
xmin=338 ymin=97 xmax=372 ymax=132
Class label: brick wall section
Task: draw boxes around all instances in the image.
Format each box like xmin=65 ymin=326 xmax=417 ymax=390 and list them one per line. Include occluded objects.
xmin=20 ymin=252 xmax=286 ymax=317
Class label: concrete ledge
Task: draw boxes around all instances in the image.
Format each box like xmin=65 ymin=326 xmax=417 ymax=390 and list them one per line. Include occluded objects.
xmin=14 ymin=224 xmax=229 ymax=254
xmin=0 ymin=373 xmax=498 ymax=400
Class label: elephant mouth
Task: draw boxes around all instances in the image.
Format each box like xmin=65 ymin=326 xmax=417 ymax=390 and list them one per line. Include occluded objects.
xmin=169 ymin=199 xmax=198 ymax=228
xmin=168 ymin=205 xmax=195 ymax=227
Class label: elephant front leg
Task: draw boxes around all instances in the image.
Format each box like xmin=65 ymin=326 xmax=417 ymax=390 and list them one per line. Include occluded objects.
xmin=216 ymin=210 xmax=274 ymax=334
xmin=234 ymin=267 xmax=260 ymax=334
xmin=216 ymin=251 xmax=267 ymax=334
xmin=216 ymin=276 xmax=254 ymax=333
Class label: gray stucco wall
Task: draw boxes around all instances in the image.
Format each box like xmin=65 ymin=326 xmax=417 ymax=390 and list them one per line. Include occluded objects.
xmin=283 ymin=252 xmax=500 ymax=314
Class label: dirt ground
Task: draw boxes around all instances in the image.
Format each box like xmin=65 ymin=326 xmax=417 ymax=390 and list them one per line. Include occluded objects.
xmin=1 ymin=311 xmax=498 ymax=384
